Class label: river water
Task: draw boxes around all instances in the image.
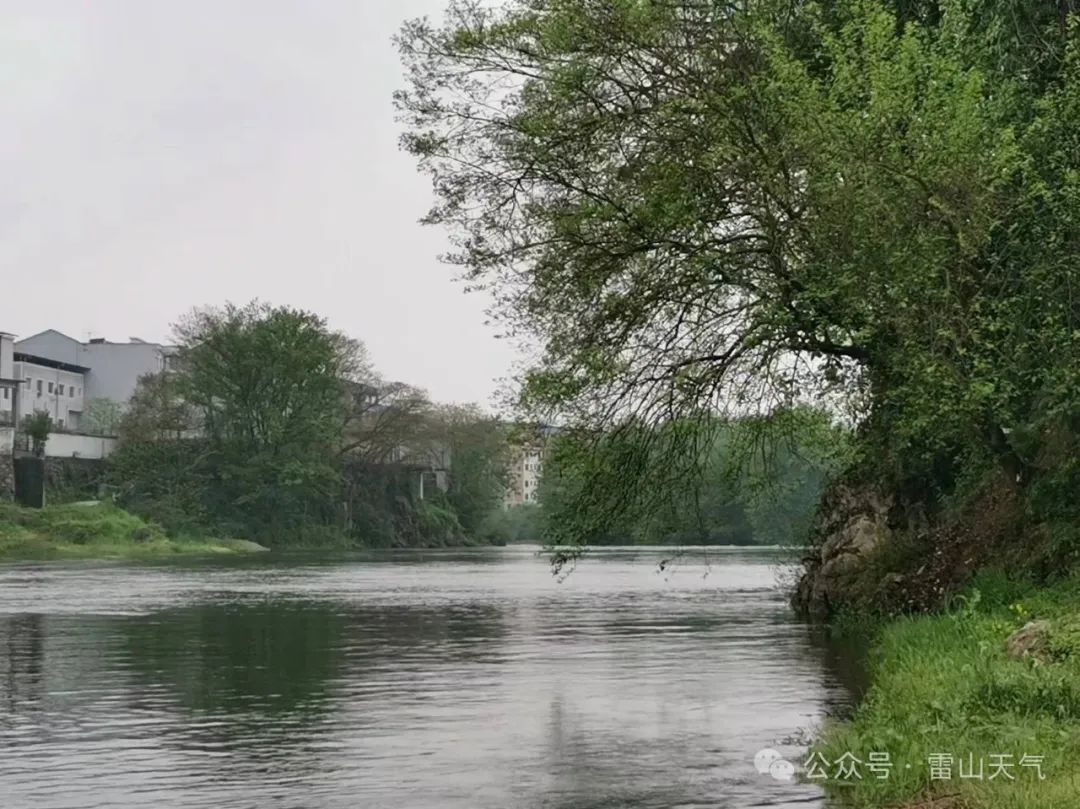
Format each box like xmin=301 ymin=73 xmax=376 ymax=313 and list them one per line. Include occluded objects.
xmin=0 ymin=546 xmax=862 ymax=809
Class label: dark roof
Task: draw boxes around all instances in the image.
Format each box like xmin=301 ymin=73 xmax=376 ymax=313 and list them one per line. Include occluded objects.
xmin=13 ymin=352 xmax=91 ymax=374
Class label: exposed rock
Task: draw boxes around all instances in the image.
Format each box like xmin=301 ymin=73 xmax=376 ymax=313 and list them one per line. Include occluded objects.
xmin=793 ymin=482 xmax=894 ymax=617
xmin=1006 ymin=621 xmax=1051 ymax=662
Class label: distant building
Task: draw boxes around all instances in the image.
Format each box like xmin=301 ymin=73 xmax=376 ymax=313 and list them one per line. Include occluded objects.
xmin=15 ymin=330 xmax=176 ymax=409
xmin=502 ymin=423 xmax=559 ymax=508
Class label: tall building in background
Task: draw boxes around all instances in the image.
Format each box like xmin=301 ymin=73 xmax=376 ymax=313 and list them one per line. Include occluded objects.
xmin=502 ymin=424 xmax=559 ymax=509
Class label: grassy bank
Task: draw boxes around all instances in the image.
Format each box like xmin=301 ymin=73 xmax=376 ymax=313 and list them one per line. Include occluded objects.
xmin=813 ymin=572 xmax=1080 ymax=808
xmin=0 ymin=502 xmax=267 ymax=561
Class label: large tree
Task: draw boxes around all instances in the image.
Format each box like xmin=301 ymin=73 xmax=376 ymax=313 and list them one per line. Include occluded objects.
xmin=434 ymin=404 xmax=510 ymax=535
xmin=171 ymin=301 xmax=362 ymax=539
xmin=398 ymin=0 xmax=1080 ymax=506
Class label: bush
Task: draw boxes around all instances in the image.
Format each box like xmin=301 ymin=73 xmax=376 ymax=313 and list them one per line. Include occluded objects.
xmin=481 ymin=504 xmax=545 ymax=544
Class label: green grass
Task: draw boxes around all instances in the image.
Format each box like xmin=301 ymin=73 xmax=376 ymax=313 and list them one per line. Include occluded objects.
xmin=813 ymin=571 xmax=1080 ymax=808
xmin=0 ymin=501 xmax=266 ymax=561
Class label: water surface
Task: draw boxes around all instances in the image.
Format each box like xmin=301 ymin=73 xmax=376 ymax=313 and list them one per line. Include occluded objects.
xmin=0 ymin=546 xmax=860 ymax=808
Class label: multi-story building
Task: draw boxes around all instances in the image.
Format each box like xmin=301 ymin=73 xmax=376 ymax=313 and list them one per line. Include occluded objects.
xmin=11 ymin=353 xmax=88 ymax=432
xmin=1 ymin=328 xmax=175 ymax=456
xmin=14 ymin=330 xmax=175 ymax=409
xmin=502 ymin=424 xmax=559 ymax=508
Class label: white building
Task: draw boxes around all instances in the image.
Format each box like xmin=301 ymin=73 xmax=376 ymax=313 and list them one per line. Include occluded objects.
xmin=0 ymin=330 xmax=120 ymax=457
xmin=502 ymin=424 xmax=561 ymax=508
xmin=15 ymin=330 xmax=175 ymax=408
xmin=12 ymin=354 xmax=88 ymax=432
xmin=2 ymin=330 xmax=93 ymax=436
xmin=503 ymin=445 xmax=546 ymax=507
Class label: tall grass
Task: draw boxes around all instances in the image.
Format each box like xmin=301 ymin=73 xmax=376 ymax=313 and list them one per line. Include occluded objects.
xmin=0 ymin=501 xmax=258 ymax=560
xmin=813 ymin=571 xmax=1080 ymax=808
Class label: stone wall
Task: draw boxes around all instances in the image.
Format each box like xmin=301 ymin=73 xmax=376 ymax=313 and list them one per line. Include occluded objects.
xmin=0 ymin=452 xmax=13 ymax=501
xmin=45 ymin=456 xmax=107 ymax=500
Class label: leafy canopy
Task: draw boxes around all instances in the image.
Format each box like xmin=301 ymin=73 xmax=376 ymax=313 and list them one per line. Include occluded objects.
xmin=398 ymin=0 xmax=1080 ymax=497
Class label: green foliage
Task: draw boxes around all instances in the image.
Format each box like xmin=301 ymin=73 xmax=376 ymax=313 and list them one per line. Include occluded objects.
xmin=103 ymin=302 xmax=515 ymax=549
xmin=20 ymin=411 xmax=52 ymax=457
xmin=118 ymin=374 xmax=192 ymax=443
xmin=165 ymin=302 xmax=356 ymax=544
xmin=399 ymin=0 xmax=1080 ymax=546
xmin=0 ymin=501 xmax=251 ymax=560
xmin=434 ymin=405 xmax=510 ymax=535
xmin=480 ymin=504 xmax=544 ymax=544
xmin=538 ymin=408 xmax=847 ymax=547
xmin=80 ymin=397 xmax=123 ymax=436
xmin=105 ymin=439 xmax=215 ymax=537
xmin=414 ymin=496 xmax=467 ymax=546
xmin=815 ymin=573 xmax=1080 ymax=808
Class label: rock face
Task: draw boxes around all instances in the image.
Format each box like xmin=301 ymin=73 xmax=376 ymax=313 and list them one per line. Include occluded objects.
xmin=1006 ymin=621 xmax=1051 ymax=662
xmin=793 ymin=482 xmax=893 ymax=617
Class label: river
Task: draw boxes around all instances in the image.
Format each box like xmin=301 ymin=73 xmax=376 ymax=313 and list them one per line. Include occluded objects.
xmin=0 ymin=546 xmax=863 ymax=809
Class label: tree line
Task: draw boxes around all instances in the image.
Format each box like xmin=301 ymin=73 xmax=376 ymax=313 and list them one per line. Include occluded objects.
xmin=537 ymin=407 xmax=849 ymax=547
xmin=104 ymin=301 xmax=513 ymax=548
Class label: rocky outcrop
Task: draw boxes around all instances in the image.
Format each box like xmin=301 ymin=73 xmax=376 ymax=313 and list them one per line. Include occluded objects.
xmin=793 ymin=482 xmax=894 ymax=617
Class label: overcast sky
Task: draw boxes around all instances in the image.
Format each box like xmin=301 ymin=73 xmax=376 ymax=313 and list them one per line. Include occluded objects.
xmin=1 ymin=1 xmax=518 ymax=406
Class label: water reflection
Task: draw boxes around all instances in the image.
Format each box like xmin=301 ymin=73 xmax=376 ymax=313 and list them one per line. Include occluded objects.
xmin=0 ymin=548 xmax=861 ymax=809
xmin=0 ymin=615 xmax=46 ymax=717
xmin=120 ymin=603 xmax=345 ymax=716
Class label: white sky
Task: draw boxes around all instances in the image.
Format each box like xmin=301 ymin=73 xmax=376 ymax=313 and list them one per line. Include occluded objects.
xmin=1 ymin=0 xmax=519 ymax=406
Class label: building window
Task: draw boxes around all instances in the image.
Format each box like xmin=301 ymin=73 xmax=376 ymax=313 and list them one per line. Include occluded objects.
xmin=36 ymin=380 xmax=42 ymax=396
xmin=2 ymin=388 xmax=7 ymax=400
xmin=47 ymin=382 xmax=53 ymax=394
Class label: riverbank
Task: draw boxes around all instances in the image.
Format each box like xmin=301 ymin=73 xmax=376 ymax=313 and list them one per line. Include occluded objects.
xmin=812 ymin=571 xmax=1080 ymax=808
xmin=0 ymin=502 xmax=267 ymax=561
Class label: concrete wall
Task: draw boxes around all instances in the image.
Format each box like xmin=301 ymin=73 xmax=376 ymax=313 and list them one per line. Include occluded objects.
xmin=43 ymin=432 xmax=117 ymax=460
xmin=0 ymin=426 xmax=12 ymax=454
xmin=80 ymin=342 xmax=168 ymax=403
xmin=0 ymin=334 xmax=14 ymax=424
xmin=0 ymin=334 xmax=13 ymax=378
